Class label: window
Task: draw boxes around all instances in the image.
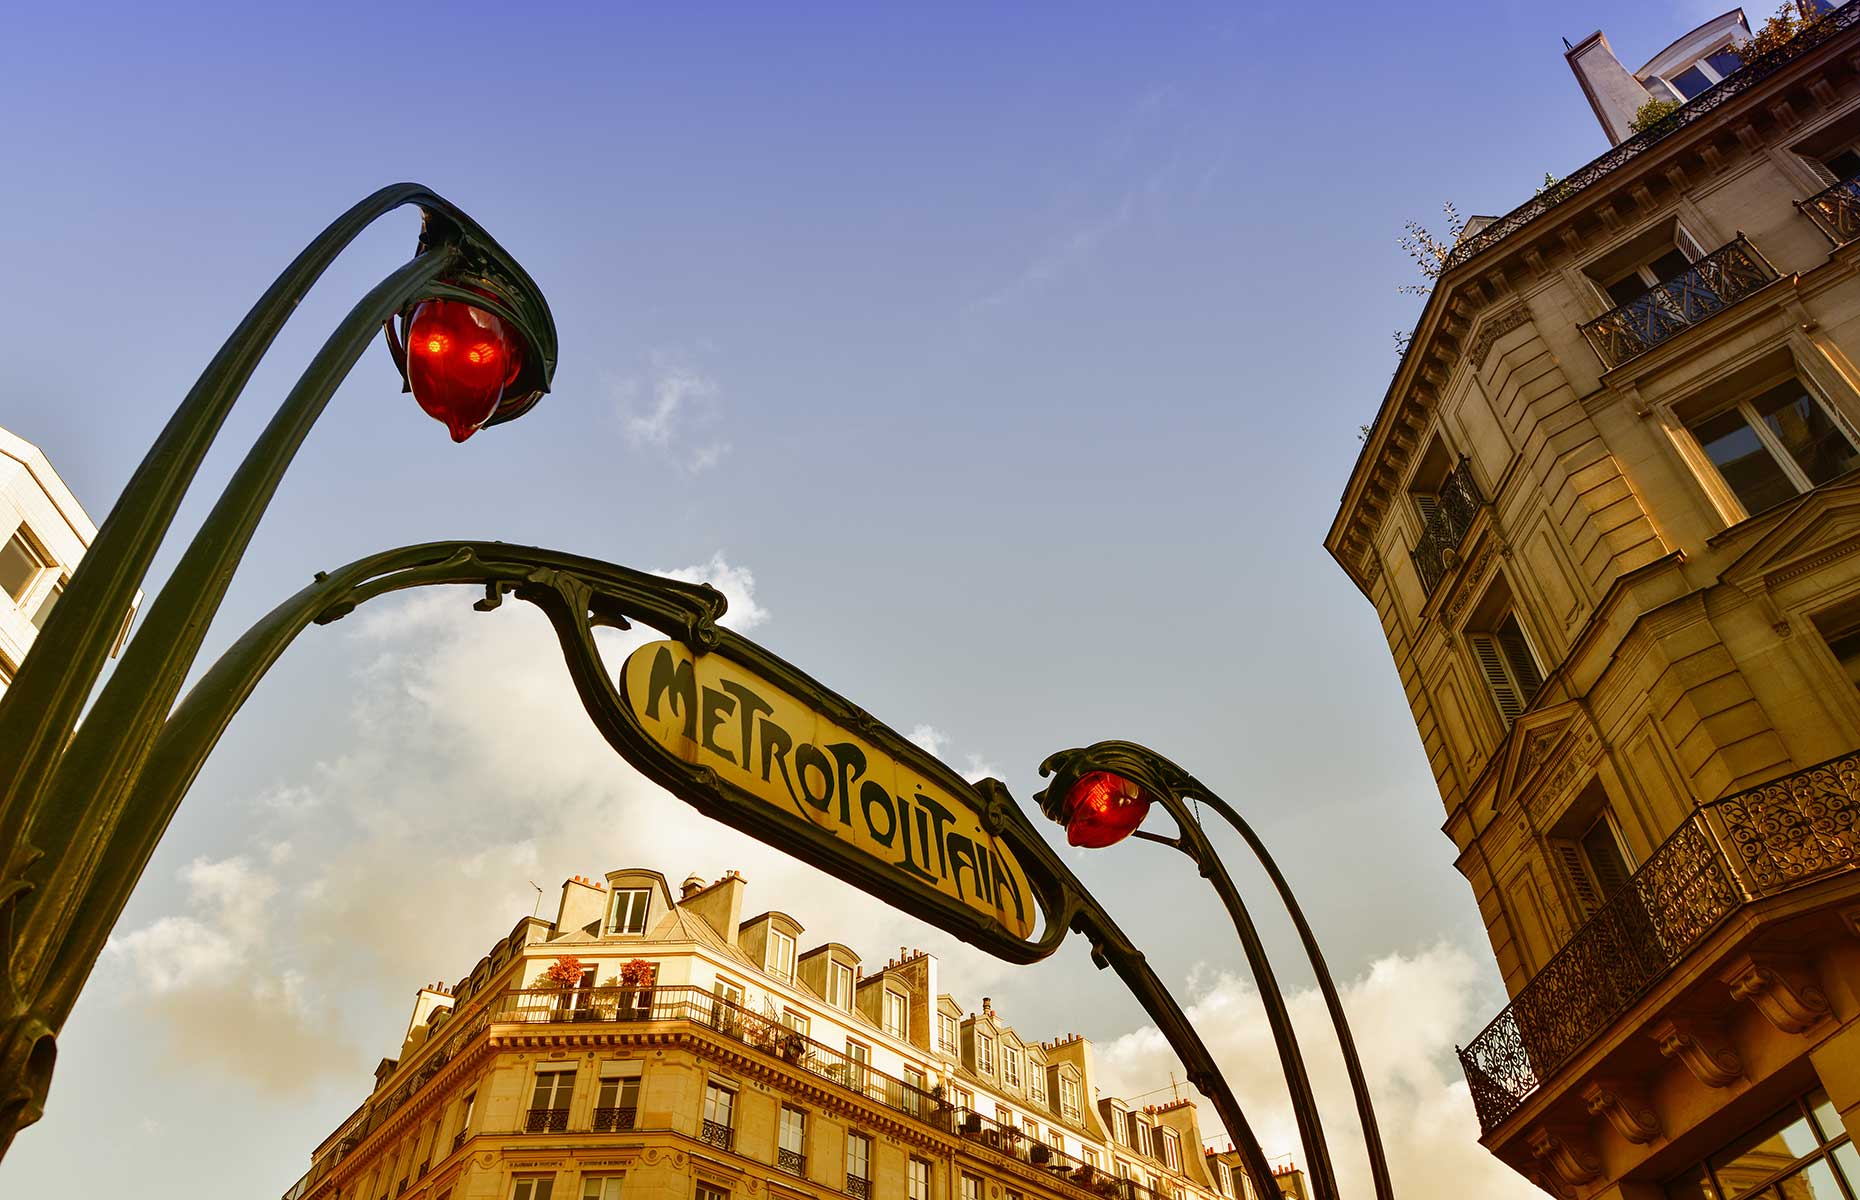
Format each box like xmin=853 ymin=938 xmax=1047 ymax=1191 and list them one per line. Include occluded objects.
xmin=1002 ymin=1046 xmax=1022 ymax=1089
xmin=938 ymin=1012 xmax=958 ymax=1052
xmin=1215 ymin=1161 xmax=1233 ymax=1197
xmin=0 ymin=531 xmax=46 ymax=603
xmin=1553 ymin=808 xmax=1635 ymax=919
xmin=581 ymin=1179 xmax=624 ymax=1200
xmin=1666 ymin=1087 xmax=1857 ymax=1199
xmin=1467 ymin=611 xmax=1544 ymax=728
xmin=846 ymin=1131 xmax=871 ymax=1184
xmin=951 ymin=1085 xmax=973 ymax=1111
xmin=783 ymin=1010 xmax=810 ymax=1039
xmin=29 ymin=577 xmax=62 ymax=629
xmin=909 ymin=1159 xmax=930 ymax=1200
xmin=1686 ymin=377 xmax=1860 ymax=518
xmin=529 ymin=1067 xmax=574 ymax=1131
xmin=608 ymin=888 xmax=650 ymax=935
xmin=1158 ymin=1129 xmax=1181 ymax=1172
xmin=702 ymin=1082 xmax=736 ymax=1149
xmin=883 ymin=990 xmax=907 ymax=1040
xmin=1815 ymin=600 xmax=1860 ymax=691
xmin=1023 ymin=1119 xmax=1041 ymax=1144
xmin=976 ymin=1033 xmax=995 ymax=1073
xmin=1060 ymin=1076 xmax=1081 ymax=1120
xmin=595 ymin=1066 xmax=640 ymax=1131
xmin=778 ymin=1107 xmax=806 ymax=1174
xmin=1028 ymin=1063 xmax=1046 ymax=1107
xmin=513 ymin=1179 xmax=555 ymax=1200
xmin=1084 ymin=1149 xmax=1100 ymax=1171
xmin=696 ymin=1186 xmax=729 ymax=1200
xmin=1585 ymin=224 xmax=1703 ymax=309
xmin=961 ymin=1173 xmax=982 ymax=1200
xmin=903 ymin=1064 xmax=928 ymax=1118
xmin=460 ymin=1091 xmax=476 ymax=1136
xmin=1126 ymin=1114 xmax=1147 ymax=1156
xmin=767 ymin=929 xmax=796 ymax=980
xmin=845 ymin=1039 xmax=870 ymax=1089
xmin=997 ymin=1103 xmax=1015 ymax=1129
xmin=1642 ymin=44 xmax=1742 ymax=104
xmin=829 ymin=960 xmax=855 ymax=1010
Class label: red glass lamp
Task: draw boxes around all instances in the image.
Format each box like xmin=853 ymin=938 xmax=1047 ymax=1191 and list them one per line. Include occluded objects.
xmin=1061 ymin=770 xmax=1154 ymax=848
xmin=404 ymin=299 xmax=527 ymax=442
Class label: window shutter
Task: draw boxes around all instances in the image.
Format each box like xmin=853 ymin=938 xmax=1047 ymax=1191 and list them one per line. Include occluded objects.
xmin=1675 ymin=224 xmax=1707 ymax=263
xmin=1497 ymin=621 xmax=1544 ymax=703
xmin=1414 ymin=493 xmax=1441 ymax=526
xmin=1468 ymin=633 xmax=1524 ymax=725
xmin=1581 ymin=818 xmax=1634 ymax=900
xmin=1551 ymin=839 xmax=1602 ymax=917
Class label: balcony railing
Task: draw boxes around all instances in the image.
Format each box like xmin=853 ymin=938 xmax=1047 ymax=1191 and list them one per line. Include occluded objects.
xmin=1800 ymin=173 xmax=1860 ymax=244
xmin=452 ymin=1129 xmax=466 ymax=1153
xmin=525 ymin=1107 xmax=569 ymax=1134
xmin=593 ymin=1107 xmax=637 ymax=1132
xmin=1410 ymin=456 xmax=1482 ymax=596
xmin=778 ymin=1148 xmax=806 ymax=1175
xmin=700 ymin=1119 xmax=734 ymax=1151
xmin=495 ymin=985 xmax=943 ymax=1129
xmin=1578 ymin=236 xmax=1778 ymax=369
xmin=1459 ymin=751 xmax=1860 ymax=1133
xmin=848 ymin=1177 xmax=872 ymax=1200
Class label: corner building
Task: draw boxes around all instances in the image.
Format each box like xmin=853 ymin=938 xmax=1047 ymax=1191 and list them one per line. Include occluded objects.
xmin=1327 ymin=4 xmax=1860 ymax=1197
xmin=279 ymin=869 xmax=1307 ymax=1200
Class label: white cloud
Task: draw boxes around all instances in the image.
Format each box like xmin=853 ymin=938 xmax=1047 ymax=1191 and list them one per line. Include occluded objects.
xmin=907 ymin=723 xmax=948 ymax=757
xmin=615 ymin=353 xmax=731 ymax=474
xmin=1092 ymin=944 xmax=1540 ymax=1198
xmin=658 ymin=553 xmax=768 ymax=630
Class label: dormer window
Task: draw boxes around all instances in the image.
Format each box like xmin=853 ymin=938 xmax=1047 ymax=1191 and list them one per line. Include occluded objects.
xmin=1003 ymin=1045 xmax=1023 ymax=1089
xmin=767 ymin=929 xmax=796 ymax=981
xmin=828 ymin=960 xmax=855 ymax=1010
xmin=0 ymin=529 xmax=49 ymax=605
xmin=1643 ymin=42 xmax=1743 ymax=102
xmin=1158 ymin=1129 xmax=1181 ymax=1172
xmin=938 ymin=1011 xmax=957 ymax=1052
xmin=883 ymin=989 xmax=908 ymax=1040
xmin=608 ymin=888 xmax=651 ymax=935
xmin=976 ymin=1032 xmax=995 ymax=1073
xmin=1060 ymin=1075 xmax=1081 ymax=1120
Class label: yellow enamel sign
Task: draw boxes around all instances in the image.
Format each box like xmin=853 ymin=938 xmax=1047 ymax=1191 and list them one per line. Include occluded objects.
xmin=621 ymin=639 xmax=1036 ymax=941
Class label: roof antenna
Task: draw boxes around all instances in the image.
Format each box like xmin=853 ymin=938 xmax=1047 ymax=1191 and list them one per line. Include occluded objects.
xmin=1563 ymin=36 xmax=1574 ymax=51
xmin=528 ymin=881 xmax=544 ymax=918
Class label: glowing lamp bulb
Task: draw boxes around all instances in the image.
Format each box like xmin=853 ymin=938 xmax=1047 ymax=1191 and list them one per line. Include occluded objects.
xmin=1063 ymin=771 xmax=1153 ymax=848
xmin=405 ymin=299 xmax=524 ymax=442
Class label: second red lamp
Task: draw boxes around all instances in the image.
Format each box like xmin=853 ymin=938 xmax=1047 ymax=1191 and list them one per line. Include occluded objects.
xmin=405 ymin=299 xmax=527 ymax=442
xmin=1062 ymin=770 xmax=1155 ymax=847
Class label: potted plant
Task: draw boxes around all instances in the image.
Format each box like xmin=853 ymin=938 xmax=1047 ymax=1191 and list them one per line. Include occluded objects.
xmin=777 ymin=1030 xmax=807 ymax=1062
xmin=617 ymin=958 xmax=656 ymax=1020
xmin=535 ymin=955 xmax=585 ymax=1019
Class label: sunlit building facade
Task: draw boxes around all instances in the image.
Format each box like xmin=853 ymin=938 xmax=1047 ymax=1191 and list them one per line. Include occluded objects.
xmin=0 ymin=423 xmax=130 ymax=695
xmin=280 ymin=868 xmax=1307 ymax=1200
xmin=1327 ymin=4 xmax=1860 ymax=1198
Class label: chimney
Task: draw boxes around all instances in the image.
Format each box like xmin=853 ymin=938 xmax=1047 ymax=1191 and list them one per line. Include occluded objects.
xmin=982 ymin=997 xmax=992 ymax=1015
xmin=681 ymin=872 xmax=707 ymax=900
xmin=680 ymin=868 xmax=747 ymax=945
xmin=555 ymin=874 xmax=607 ymax=936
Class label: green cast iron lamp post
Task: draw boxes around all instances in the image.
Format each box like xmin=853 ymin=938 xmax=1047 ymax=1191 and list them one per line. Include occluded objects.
xmin=1037 ymin=742 xmax=1397 ymax=1200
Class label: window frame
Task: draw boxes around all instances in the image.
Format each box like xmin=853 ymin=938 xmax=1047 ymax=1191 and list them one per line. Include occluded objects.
xmin=580 ymin=1177 xmax=624 ymax=1200
xmin=938 ymin=1011 xmax=958 ymax=1053
xmin=513 ymin=1177 xmax=556 ymax=1200
xmin=846 ymin=1131 xmax=871 ymax=1183
xmin=1002 ymin=1044 xmax=1023 ymax=1089
xmin=1687 ymin=377 xmax=1860 ymax=517
xmin=767 ymin=929 xmax=796 ymax=981
xmin=1465 ymin=609 xmax=1545 ymax=730
xmin=828 ymin=960 xmax=855 ymax=1010
xmin=882 ymin=989 xmax=908 ymax=1040
xmin=976 ymin=1032 xmax=995 ymax=1073
xmin=908 ymin=1159 xmax=930 ymax=1200
xmin=0 ymin=528 xmax=49 ymax=605
xmin=1664 ymin=1086 xmax=1855 ymax=1199
xmin=608 ymin=888 xmax=651 ymax=935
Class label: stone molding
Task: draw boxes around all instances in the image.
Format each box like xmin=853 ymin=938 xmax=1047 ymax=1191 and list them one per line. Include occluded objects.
xmin=1581 ymin=1078 xmax=1661 ymax=1145
xmin=1648 ymin=1015 xmax=1743 ymax=1087
xmin=1527 ymin=1125 xmax=1603 ymax=1189
xmin=1721 ymin=952 xmax=1831 ymax=1035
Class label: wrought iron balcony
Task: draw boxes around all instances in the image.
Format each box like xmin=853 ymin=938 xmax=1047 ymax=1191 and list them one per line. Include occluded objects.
xmin=451 ymin=1129 xmax=466 ymax=1153
xmin=1800 ymin=173 xmax=1860 ymax=244
xmin=1409 ymin=456 xmax=1482 ymax=596
xmin=700 ymin=1119 xmax=734 ymax=1151
xmin=592 ymin=1106 xmax=637 ymax=1132
xmin=1579 ymin=236 xmax=1777 ymax=369
xmin=848 ymin=1177 xmax=871 ymax=1200
xmin=525 ymin=1107 xmax=569 ymax=1133
xmin=1458 ymin=751 xmax=1860 ymax=1134
xmin=779 ymin=1148 xmax=806 ymax=1176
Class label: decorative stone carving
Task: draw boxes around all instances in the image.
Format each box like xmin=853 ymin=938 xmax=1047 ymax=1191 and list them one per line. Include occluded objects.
xmin=1528 ymin=1126 xmax=1602 ymax=1189
xmin=1649 ymin=1015 xmax=1743 ymax=1087
xmin=1722 ymin=953 xmax=1831 ymax=1035
xmin=1471 ymin=306 xmax=1532 ymax=371
xmin=1582 ymin=1078 xmax=1661 ymax=1144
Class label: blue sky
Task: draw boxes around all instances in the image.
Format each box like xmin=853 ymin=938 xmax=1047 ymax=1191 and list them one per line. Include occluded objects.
xmin=0 ymin=2 xmax=1736 ymax=1196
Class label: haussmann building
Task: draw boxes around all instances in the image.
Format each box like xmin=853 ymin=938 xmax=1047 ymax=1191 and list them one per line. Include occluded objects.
xmin=1326 ymin=3 xmax=1860 ymax=1198
xmin=279 ymin=868 xmax=1309 ymax=1200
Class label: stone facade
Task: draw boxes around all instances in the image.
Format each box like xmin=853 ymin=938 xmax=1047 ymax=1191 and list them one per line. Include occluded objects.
xmin=279 ymin=869 xmax=1308 ymax=1200
xmin=1327 ymin=5 xmax=1860 ymax=1197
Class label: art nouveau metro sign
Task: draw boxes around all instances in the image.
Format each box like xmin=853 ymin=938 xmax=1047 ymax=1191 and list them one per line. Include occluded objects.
xmin=621 ymin=639 xmax=1038 ymax=943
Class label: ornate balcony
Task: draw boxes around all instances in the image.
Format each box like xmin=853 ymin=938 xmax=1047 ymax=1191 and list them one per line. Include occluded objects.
xmin=779 ymin=1148 xmax=806 ymax=1176
xmin=1800 ymin=173 xmax=1860 ymax=244
xmin=525 ymin=1107 xmax=569 ymax=1134
xmin=1458 ymin=752 xmax=1860 ymax=1133
xmin=848 ymin=1178 xmax=871 ymax=1200
xmin=1409 ymin=456 xmax=1482 ymax=596
xmin=592 ymin=1106 xmax=637 ymax=1132
xmin=1578 ymin=236 xmax=1778 ymax=369
xmin=451 ymin=1129 xmax=466 ymax=1153
xmin=700 ymin=1119 xmax=734 ymax=1151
